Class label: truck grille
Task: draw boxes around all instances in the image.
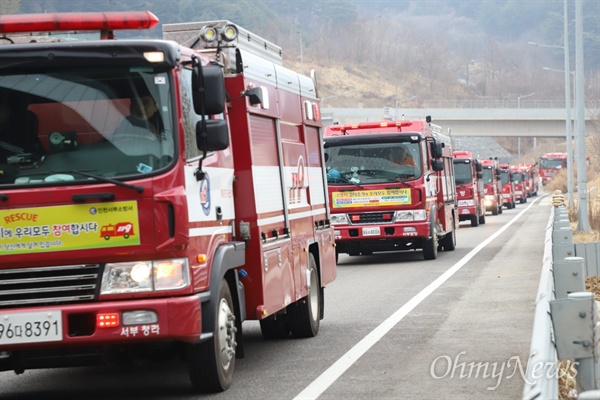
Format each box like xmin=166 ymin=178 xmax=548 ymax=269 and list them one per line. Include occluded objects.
xmin=348 ymin=212 xmax=394 ymax=224
xmin=0 ymin=264 xmax=101 ymax=309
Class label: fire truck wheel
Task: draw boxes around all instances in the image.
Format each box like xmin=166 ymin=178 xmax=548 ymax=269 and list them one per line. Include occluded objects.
xmin=423 ymin=229 xmax=438 ymax=260
xmin=492 ymin=205 xmax=498 ymax=216
xmin=186 ymin=280 xmax=236 ymax=393
xmin=441 ymin=218 xmax=456 ymax=251
xmin=479 ymin=213 xmax=486 ymax=225
xmin=259 ymin=316 xmax=290 ymax=339
xmin=470 ymin=215 xmax=479 ymax=227
xmin=289 ymin=254 xmax=320 ymax=338
xmin=498 ymin=204 xmax=503 ymax=214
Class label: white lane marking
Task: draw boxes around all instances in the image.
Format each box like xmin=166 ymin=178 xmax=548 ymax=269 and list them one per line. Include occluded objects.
xmin=294 ymin=195 xmax=546 ymax=400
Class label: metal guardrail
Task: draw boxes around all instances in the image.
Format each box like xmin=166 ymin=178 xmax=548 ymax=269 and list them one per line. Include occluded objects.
xmin=523 ymin=199 xmax=600 ymax=399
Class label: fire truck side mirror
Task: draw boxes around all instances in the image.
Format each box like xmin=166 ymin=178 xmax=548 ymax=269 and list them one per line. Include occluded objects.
xmin=192 ymin=64 xmax=226 ymax=116
xmin=430 ymin=140 xmax=443 ymax=159
xmin=477 ymin=172 xmax=483 ymax=179
xmin=196 ymin=119 xmax=229 ymax=151
xmin=432 ymin=159 xmax=444 ymax=172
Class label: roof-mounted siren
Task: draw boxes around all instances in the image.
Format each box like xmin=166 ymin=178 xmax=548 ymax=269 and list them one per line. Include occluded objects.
xmin=163 ymin=20 xmax=283 ymax=66
xmin=0 ymin=11 xmax=159 ymax=39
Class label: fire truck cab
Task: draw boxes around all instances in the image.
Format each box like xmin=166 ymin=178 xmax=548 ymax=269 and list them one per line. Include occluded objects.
xmin=0 ymin=12 xmax=336 ymax=393
xmin=453 ymin=151 xmax=486 ymax=227
xmin=479 ymin=158 xmax=503 ymax=215
xmin=323 ymin=117 xmax=457 ymax=261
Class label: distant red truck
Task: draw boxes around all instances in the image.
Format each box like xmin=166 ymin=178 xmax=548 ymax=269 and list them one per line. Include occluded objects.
xmin=480 ymin=158 xmax=503 ymax=215
xmin=453 ymin=151 xmax=486 ymax=226
xmin=498 ymin=163 xmax=516 ymax=209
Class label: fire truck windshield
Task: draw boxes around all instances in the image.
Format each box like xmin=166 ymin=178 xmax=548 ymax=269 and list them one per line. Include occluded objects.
xmin=540 ymin=158 xmax=565 ymax=169
xmin=453 ymin=161 xmax=472 ymax=185
xmin=324 ymin=142 xmax=421 ymax=185
xmin=482 ymin=168 xmax=494 ymax=184
xmin=0 ymin=68 xmax=174 ymax=186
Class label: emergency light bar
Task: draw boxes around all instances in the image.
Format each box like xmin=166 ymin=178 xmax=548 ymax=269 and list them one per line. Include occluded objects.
xmin=328 ymin=120 xmax=413 ymax=132
xmin=0 ymin=11 xmax=159 ymax=34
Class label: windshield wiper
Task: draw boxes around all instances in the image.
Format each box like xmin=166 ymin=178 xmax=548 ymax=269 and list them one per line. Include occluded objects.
xmin=55 ymin=170 xmax=144 ymax=193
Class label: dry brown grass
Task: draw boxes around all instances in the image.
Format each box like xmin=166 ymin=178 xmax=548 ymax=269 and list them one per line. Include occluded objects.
xmin=555 ymin=148 xmax=599 ymax=399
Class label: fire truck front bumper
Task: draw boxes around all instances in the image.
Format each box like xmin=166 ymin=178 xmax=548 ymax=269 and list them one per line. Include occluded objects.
xmin=332 ymin=221 xmax=431 ymax=254
xmin=457 ymin=200 xmax=477 ymax=221
xmin=0 ymin=295 xmax=203 ymax=353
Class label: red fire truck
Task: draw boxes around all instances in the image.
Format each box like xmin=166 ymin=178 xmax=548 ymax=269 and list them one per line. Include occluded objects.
xmin=498 ymin=163 xmax=516 ymax=209
xmin=323 ymin=117 xmax=457 ymax=261
xmin=519 ymin=163 xmax=539 ymax=197
xmin=0 ymin=12 xmax=336 ymax=393
xmin=510 ymin=165 xmax=527 ymax=204
xmin=453 ymin=151 xmax=486 ymax=227
xmin=479 ymin=158 xmax=503 ymax=215
xmin=539 ymin=152 xmax=567 ymax=185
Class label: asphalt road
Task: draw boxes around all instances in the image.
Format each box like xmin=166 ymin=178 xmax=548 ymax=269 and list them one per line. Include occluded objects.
xmin=0 ymin=193 xmax=552 ymax=400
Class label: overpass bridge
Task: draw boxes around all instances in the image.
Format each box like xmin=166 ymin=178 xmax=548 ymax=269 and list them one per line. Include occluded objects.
xmin=322 ymin=100 xmax=599 ymax=138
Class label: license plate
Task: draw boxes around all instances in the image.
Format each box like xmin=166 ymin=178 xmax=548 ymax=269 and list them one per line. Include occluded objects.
xmin=0 ymin=311 xmax=63 ymax=345
xmin=362 ymin=227 xmax=380 ymax=236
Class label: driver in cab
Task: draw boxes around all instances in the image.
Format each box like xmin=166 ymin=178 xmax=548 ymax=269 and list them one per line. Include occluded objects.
xmin=390 ymin=146 xmax=415 ymax=167
xmin=112 ymin=92 xmax=172 ymax=159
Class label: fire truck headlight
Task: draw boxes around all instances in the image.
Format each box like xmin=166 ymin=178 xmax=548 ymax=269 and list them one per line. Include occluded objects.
xmin=330 ymin=214 xmax=349 ymax=225
xmin=100 ymin=258 xmax=190 ymax=295
xmin=394 ymin=210 xmax=426 ymax=222
xmin=101 ymin=262 xmax=153 ymax=294
xmin=484 ymin=195 xmax=494 ymax=206
xmin=154 ymin=259 xmax=189 ymax=290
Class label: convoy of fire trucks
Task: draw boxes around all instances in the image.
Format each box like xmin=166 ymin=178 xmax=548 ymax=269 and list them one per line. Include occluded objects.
xmin=0 ymin=7 xmax=553 ymax=395
xmin=0 ymin=12 xmax=337 ymax=392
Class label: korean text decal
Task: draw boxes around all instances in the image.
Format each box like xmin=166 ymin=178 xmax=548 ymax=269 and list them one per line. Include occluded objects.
xmin=0 ymin=201 xmax=140 ymax=255
xmin=332 ymin=189 xmax=411 ymax=208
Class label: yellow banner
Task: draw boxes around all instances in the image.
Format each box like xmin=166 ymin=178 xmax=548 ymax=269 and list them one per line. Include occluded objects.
xmin=332 ymin=188 xmax=411 ymax=208
xmin=1 ymin=201 xmax=140 ymax=256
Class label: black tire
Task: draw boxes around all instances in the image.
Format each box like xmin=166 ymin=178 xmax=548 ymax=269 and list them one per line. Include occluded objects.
xmin=520 ymin=198 xmax=525 ymax=204
xmin=479 ymin=213 xmax=486 ymax=225
xmin=335 ymin=249 xmax=339 ymax=264
xmin=470 ymin=215 xmax=479 ymax=227
xmin=492 ymin=205 xmax=498 ymax=215
xmin=441 ymin=218 xmax=456 ymax=251
xmin=186 ymin=280 xmax=236 ymax=393
xmin=498 ymin=204 xmax=503 ymax=214
xmin=423 ymin=227 xmax=438 ymax=260
xmin=288 ymin=254 xmax=320 ymax=338
xmin=259 ymin=316 xmax=290 ymax=339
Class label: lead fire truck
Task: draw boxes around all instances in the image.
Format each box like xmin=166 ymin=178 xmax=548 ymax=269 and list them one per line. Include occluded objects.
xmin=479 ymin=158 xmax=503 ymax=215
xmin=539 ymin=152 xmax=568 ymax=185
xmin=0 ymin=12 xmax=336 ymax=393
xmin=323 ymin=118 xmax=457 ymax=261
xmin=453 ymin=151 xmax=486 ymax=227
